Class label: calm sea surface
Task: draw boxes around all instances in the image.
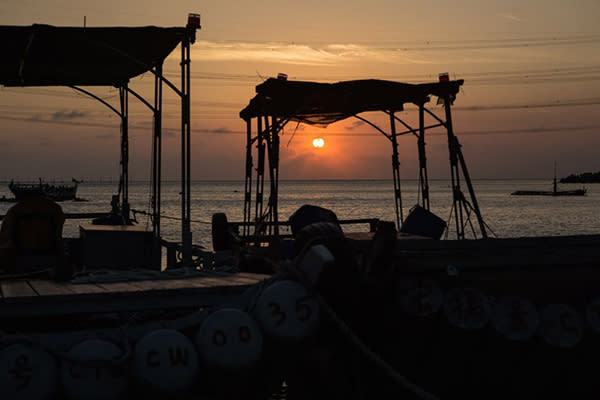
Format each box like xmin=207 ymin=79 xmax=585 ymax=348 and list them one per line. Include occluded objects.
xmin=1 ymin=180 xmax=598 ymax=250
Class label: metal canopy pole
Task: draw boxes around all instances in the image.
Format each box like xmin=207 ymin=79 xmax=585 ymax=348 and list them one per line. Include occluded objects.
xmin=389 ymin=111 xmax=403 ymax=229
xmin=119 ymin=85 xmax=130 ymax=222
xmin=263 ymin=116 xmax=274 ymax=236
xmin=254 ymin=116 xmax=265 ymax=238
xmin=269 ymin=116 xmax=280 ymax=238
xmin=443 ymin=97 xmax=466 ymax=239
xmin=455 ymin=136 xmax=488 ymax=238
xmin=418 ymin=104 xmax=430 ymax=210
xmin=180 ymin=34 xmax=192 ymax=265
xmin=423 ymin=104 xmax=487 ymax=239
xmin=243 ymin=119 xmax=253 ymax=237
xmin=152 ymin=63 xmax=163 ymax=239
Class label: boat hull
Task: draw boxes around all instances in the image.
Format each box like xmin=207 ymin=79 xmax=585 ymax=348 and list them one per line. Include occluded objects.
xmin=511 ymin=189 xmax=586 ymax=196
xmin=8 ymin=181 xmax=78 ymax=201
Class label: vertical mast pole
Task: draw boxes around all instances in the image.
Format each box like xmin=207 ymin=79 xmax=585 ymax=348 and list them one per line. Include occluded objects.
xmin=418 ymin=104 xmax=430 ymax=210
xmin=152 ymin=63 xmax=163 ymax=239
xmin=271 ymin=116 xmax=280 ymax=238
xmin=243 ymin=119 xmax=253 ymax=236
xmin=254 ymin=117 xmax=265 ymax=237
xmin=389 ymin=111 xmax=403 ymax=229
xmin=263 ymin=115 xmax=273 ymax=236
xmin=180 ymin=34 xmax=192 ymax=265
xmin=444 ymin=96 xmax=465 ymax=239
xmin=119 ymin=84 xmax=130 ymax=222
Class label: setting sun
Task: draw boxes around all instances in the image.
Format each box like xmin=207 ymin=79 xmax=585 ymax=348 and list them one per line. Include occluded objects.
xmin=312 ymin=137 xmax=325 ymax=148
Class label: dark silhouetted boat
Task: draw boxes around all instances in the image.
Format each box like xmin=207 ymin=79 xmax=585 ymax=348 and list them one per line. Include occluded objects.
xmin=8 ymin=178 xmax=80 ymax=201
xmin=512 ymin=163 xmax=587 ymax=196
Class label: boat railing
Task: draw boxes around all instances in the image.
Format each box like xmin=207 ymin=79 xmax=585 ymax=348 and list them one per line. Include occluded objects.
xmin=227 ymin=217 xmax=380 ymax=244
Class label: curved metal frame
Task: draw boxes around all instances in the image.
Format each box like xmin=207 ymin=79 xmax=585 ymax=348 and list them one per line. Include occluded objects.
xmin=66 ymin=25 xmax=198 ymax=265
xmin=242 ymin=91 xmax=488 ymax=242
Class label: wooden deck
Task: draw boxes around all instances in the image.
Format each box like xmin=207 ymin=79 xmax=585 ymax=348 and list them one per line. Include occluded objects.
xmin=0 ymin=272 xmax=269 ymax=318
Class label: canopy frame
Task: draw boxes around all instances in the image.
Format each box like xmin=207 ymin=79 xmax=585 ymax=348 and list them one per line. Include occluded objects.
xmin=240 ymin=77 xmax=488 ymax=242
xmin=1 ymin=20 xmax=200 ymax=266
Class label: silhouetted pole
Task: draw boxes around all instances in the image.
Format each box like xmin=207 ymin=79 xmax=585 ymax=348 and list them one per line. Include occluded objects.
xmin=243 ymin=119 xmax=253 ymax=236
xmin=255 ymin=116 xmax=265 ymax=238
xmin=180 ymin=33 xmax=192 ymax=265
xmin=152 ymin=63 xmax=163 ymax=239
xmin=119 ymin=85 xmax=130 ymax=222
xmin=418 ymin=103 xmax=430 ymax=210
xmin=389 ymin=111 xmax=403 ymax=229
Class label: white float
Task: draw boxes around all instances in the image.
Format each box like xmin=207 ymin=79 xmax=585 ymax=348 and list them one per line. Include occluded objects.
xmin=133 ymin=329 xmax=198 ymax=393
xmin=443 ymin=287 xmax=491 ymax=330
xmin=253 ymin=280 xmax=320 ymax=340
xmin=195 ymin=308 xmax=263 ymax=370
xmin=0 ymin=344 xmax=57 ymax=400
xmin=492 ymin=295 xmax=539 ymax=341
xmin=61 ymin=339 xmax=127 ymax=400
xmin=540 ymin=304 xmax=584 ymax=348
xmin=397 ymin=278 xmax=443 ymax=317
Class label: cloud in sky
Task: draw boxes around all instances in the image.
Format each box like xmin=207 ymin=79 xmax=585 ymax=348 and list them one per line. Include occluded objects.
xmin=201 ymin=127 xmax=236 ymax=134
xmin=497 ymin=13 xmax=522 ymax=22
xmin=190 ymin=40 xmax=433 ymax=66
xmin=51 ymin=110 xmax=88 ymax=121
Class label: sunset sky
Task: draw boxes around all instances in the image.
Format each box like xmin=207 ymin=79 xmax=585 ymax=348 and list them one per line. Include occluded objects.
xmin=1 ymin=1 xmax=600 ymax=181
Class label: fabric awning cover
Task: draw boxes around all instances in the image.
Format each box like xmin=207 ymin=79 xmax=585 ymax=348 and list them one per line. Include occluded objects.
xmin=240 ymin=78 xmax=464 ymax=126
xmin=0 ymin=24 xmax=188 ymax=87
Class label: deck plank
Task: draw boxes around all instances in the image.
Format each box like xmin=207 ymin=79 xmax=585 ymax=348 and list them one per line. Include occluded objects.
xmin=93 ymin=281 xmax=146 ymax=293
xmin=0 ymin=272 xmax=269 ymax=318
xmin=67 ymin=283 xmax=107 ymax=295
xmin=28 ymin=280 xmax=74 ymax=296
xmin=1 ymin=280 xmax=38 ymax=298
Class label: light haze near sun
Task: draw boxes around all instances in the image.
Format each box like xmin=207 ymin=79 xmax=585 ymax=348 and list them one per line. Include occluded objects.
xmin=1 ymin=0 xmax=600 ymax=180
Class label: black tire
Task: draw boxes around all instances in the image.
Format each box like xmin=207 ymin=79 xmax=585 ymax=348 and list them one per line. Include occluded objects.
xmin=211 ymin=212 xmax=231 ymax=251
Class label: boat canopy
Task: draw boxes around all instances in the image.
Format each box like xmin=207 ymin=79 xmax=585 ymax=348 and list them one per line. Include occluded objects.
xmin=239 ymin=77 xmax=464 ymax=126
xmin=0 ymin=24 xmax=188 ymax=87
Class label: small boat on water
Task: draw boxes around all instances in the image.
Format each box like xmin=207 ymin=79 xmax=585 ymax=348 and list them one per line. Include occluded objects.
xmin=8 ymin=178 xmax=80 ymax=201
xmin=511 ymin=188 xmax=587 ymax=196
xmin=511 ymin=163 xmax=587 ymax=196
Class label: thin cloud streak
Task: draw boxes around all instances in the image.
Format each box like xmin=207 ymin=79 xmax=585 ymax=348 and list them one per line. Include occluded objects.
xmin=51 ymin=110 xmax=87 ymax=120
xmin=190 ymin=40 xmax=433 ymax=66
xmin=497 ymin=13 xmax=523 ymax=22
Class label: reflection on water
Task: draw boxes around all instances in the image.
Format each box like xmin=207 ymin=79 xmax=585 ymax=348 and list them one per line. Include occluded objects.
xmin=1 ymin=180 xmax=598 ymax=249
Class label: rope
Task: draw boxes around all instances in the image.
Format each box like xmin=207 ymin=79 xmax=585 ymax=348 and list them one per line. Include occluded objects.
xmin=131 ymin=209 xmax=211 ymax=225
xmin=286 ymin=244 xmax=440 ymax=400
xmin=315 ymin=292 xmax=439 ymax=400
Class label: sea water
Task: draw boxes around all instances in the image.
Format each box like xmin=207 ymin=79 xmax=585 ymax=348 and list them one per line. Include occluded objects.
xmin=1 ymin=179 xmax=598 ymax=250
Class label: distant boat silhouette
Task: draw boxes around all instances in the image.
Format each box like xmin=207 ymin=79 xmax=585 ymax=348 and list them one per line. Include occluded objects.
xmin=8 ymin=177 xmax=80 ymax=201
xmin=511 ymin=163 xmax=587 ymax=196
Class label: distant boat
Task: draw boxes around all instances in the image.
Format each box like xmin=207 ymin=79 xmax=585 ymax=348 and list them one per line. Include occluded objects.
xmin=8 ymin=178 xmax=80 ymax=201
xmin=511 ymin=163 xmax=587 ymax=196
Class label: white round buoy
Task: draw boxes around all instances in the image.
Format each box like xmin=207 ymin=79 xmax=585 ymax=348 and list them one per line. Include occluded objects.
xmin=133 ymin=329 xmax=198 ymax=393
xmin=61 ymin=339 xmax=127 ymax=400
xmin=492 ymin=295 xmax=539 ymax=341
xmin=397 ymin=278 xmax=443 ymax=317
xmin=253 ymin=280 xmax=320 ymax=341
xmin=539 ymin=304 xmax=584 ymax=348
xmin=443 ymin=287 xmax=491 ymax=330
xmin=0 ymin=344 xmax=57 ymax=400
xmin=195 ymin=308 xmax=263 ymax=370
xmin=585 ymin=297 xmax=600 ymax=334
